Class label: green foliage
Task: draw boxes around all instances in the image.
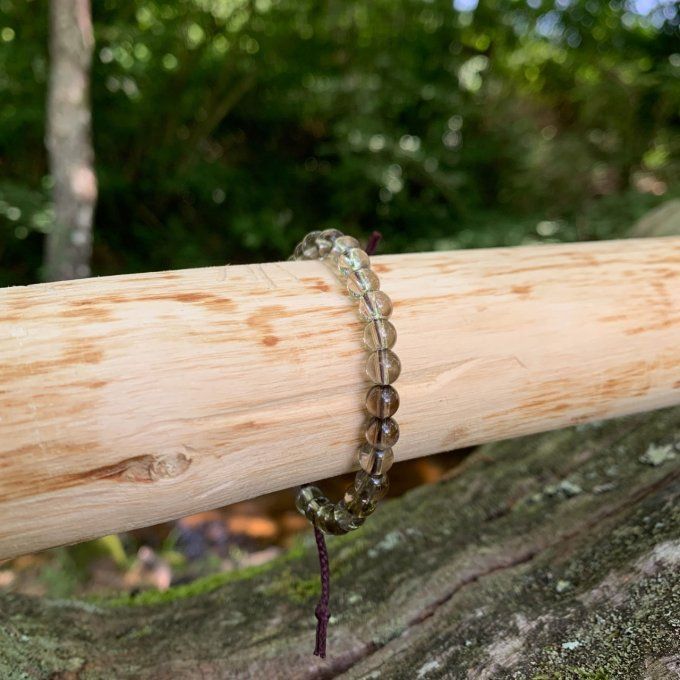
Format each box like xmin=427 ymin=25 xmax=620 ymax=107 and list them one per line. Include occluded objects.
xmin=38 ymin=536 xmax=130 ymax=598
xmin=38 ymin=548 xmax=82 ymax=598
xmin=0 ymin=0 xmax=677 ymax=284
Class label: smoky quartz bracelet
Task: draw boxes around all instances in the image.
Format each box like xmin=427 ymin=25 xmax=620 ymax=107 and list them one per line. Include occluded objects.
xmin=289 ymin=229 xmax=401 ymax=658
xmin=291 ymin=229 xmax=400 ymax=535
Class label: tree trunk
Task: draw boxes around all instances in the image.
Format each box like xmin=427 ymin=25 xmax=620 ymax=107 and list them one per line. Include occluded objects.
xmin=1 ymin=407 xmax=678 ymax=678
xmin=44 ymin=0 xmax=97 ymax=282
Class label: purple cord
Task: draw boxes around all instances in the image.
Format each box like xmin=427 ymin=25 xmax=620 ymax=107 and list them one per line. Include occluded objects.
xmin=365 ymin=231 xmax=382 ymax=256
xmin=312 ymin=525 xmax=331 ymax=658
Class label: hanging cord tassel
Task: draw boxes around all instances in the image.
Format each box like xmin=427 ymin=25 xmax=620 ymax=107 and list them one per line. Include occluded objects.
xmin=310 ymin=230 xmax=383 ymax=659
xmin=312 ymin=525 xmax=331 ymax=658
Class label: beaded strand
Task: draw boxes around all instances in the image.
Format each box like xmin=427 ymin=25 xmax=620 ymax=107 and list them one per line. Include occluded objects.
xmin=290 ymin=229 xmax=401 ymax=535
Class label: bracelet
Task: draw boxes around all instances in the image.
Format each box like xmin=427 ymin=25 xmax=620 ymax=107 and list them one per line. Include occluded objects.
xmin=289 ymin=229 xmax=401 ymax=658
xmin=291 ymin=229 xmax=401 ymax=534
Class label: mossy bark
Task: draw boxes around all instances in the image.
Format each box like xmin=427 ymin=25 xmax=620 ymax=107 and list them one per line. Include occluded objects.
xmin=1 ymin=408 xmax=679 ymax=679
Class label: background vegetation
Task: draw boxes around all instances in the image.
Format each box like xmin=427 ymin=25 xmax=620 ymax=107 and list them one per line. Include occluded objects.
xmin=0 ymin=0 xmax=678 ymax=286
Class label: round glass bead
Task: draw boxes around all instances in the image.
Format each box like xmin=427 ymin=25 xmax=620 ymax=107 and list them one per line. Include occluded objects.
xmin=331 ymin=235 xmax=360 ymax=259
xmin=334 ymin=503 xmax=365 ymax=532
xmin=320 ymin=228 xmax=343 ymax=243
xmin=295 ymin=485 xmax=324 ymax=516
xmin=293 ymin=243 xmax=305 ymax=260
xmin=314 ymin=501 xmax=343 ymax=534
xmin=306 ymin=497 xmax=331 ymax=523
xmin=315 ymin=239 xmax=332 ymax=259
xmin=363 ymin=319 xmax=397 ymax=351
xmin=297 ymin=487 xmax=333 ymax=524
xmin=366 ymin=349 xmax=401 ymax=385
xmin=342 ymin=486 xmax=378 ymax=519
xmin=358 ymin=291 xmax=393 ymax=321
xmin=347 ymin=269 xmax=380 ymax=298
xmin=365 ymin=385 xmax=400 ymax=417
xmin=358 ymin=443 xmax=394 ymax=475
xmin=301 ymin=231 xmax=322 ymax=259
xmin=355 ymin=471 xmax=390 ymax=501
xmin=316 ymin=228 xmax=343 ymax=258
xmin=365 ymin=416 xmax=400 ymax=450
xmin=337 ymin=248 xmax=370 ymax=277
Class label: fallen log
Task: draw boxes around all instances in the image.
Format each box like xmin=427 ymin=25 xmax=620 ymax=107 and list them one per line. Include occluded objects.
xmin=1 ymin=407 xmax=678 ymax=678
xmin=0 ymin=237 xmax=679 ymax=559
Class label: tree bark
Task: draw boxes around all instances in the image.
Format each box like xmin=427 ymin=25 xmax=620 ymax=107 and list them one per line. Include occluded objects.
xmin=44 ymin=0 xmax=97 ymax=281
xmin=1 ymin=407 xmax=678 ymax=679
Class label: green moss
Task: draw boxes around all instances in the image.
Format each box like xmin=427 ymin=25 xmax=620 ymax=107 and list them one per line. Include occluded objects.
xmin=102 ymin=539 xmax=310 ymax=607
xmin=331 ymin=533 xmax=371 ymax=578
xmin=263 ymin=568 xmax=320 ymax=603
xmin=102 ymin=563 xmax=264 ymax=606
xmin=533 ymin=669 xmax=612 ymax=680
xmin=120 ymin=624 xmax=153 ymax=641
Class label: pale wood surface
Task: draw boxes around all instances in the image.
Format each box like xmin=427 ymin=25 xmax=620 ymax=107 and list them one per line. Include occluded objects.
xmin=0 ymin=237 xmax=678 ymax=559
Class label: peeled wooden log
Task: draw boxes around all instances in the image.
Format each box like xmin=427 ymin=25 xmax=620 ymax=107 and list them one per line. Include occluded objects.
xmin=1 ymin=407 xmax=678 ymax=678
xmin=0 ymin=237 xmax=679 ymax=559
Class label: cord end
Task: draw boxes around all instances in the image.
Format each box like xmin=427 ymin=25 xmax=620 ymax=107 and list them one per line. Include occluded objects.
xmin=365 ymin=231 xmax=383 ymax=256
xmin=312 ymin=525 xmax=331 ymax=659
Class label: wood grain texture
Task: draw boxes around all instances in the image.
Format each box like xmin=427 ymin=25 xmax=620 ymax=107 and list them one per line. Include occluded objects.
xmin=0 ymin=237 xmax=678 ymax=559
